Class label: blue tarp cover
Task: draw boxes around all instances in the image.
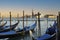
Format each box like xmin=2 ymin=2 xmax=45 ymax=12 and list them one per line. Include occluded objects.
xmin=0 ymin=30 xmax=16 ymax=35
xmin=37 ymin=34 xmax=51 ymax=40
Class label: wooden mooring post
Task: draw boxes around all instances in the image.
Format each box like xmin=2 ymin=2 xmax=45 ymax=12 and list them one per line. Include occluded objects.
xmin=56 ymin=16 xmax=58 ymax=40
xmin=23 ymin=10 xmax=24 ymax=30
xmin=35 ymin=12 xmax=41 ymax=37
xmin=22 ymin=10 xmax=25 ymax=40
xmin=0 ymin=13 xmax=1 ymax=18
xmin=0 ymin=13 xmax=1 ymax=24
xmin=57 ymin=12 xmax=60 ymax=40
xmin=9 ymin=11 xmax=12 ymax=30
xmin=38 ymin=12 xmax=41 ymax=36
xmin=38 ymin=12 xmax=41 ymax=30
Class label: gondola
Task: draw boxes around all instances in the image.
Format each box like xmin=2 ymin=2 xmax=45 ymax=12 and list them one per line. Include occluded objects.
xmin=17 ymin=21 xmax=37 ymax=33
xmin=0 ymin=21 xmax=37 ymax=39
xmin=0 ymin=18 xmax=3 ymax=22
xmin=0 ymin=20 xmax=19 ymax=32
xmin=0 ymin=21 xmax=7 ymax=27
xmin=33 ymin=21 xmax=57 ymax=40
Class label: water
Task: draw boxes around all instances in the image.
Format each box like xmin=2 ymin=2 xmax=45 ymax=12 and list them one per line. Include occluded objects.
xmin=0 ymin=19 xmax=55 ymax=40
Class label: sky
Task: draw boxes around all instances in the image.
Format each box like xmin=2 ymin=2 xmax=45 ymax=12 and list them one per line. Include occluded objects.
xmin=0 ymin=0 xmax=60 ymax=17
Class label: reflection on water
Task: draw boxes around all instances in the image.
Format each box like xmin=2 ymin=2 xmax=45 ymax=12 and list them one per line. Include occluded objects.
xmin=0 ymin=20 xmax=54 ymax=40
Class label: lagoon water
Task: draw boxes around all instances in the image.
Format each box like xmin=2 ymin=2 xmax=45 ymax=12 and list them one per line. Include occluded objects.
xmin=0 ymin=18 xmax=55 ymax=40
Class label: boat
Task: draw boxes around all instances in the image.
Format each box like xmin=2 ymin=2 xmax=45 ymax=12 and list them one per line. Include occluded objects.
xmin=0 ymin=18 xmax=3 ymax=22
xmin=0 ymin=21 xmax=37 ymax=39
xmin=0 ymin=20 xmax=19 ymax=32
xmin=33 ymin=21 xmax=57 ymax=40
xmin=17 ymin=21 xmax=37 ymax=33
xmin=0 ymin=21 xmax=7 ymax=28
xmin=0 ymin=30 xmax=20 ymax=39
xmin=46 ymin=21 xmax=57 ymax=35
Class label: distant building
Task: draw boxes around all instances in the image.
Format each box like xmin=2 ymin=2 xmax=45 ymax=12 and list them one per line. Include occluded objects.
xmin=32 ymin=11 xmax=34 ymax=17
xmin=44 ymin=14 xmax=57 ymax=18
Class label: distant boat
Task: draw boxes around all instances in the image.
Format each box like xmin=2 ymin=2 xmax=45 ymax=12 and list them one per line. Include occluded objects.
xmin=33 ymin=21 xmax=57 ymax=40
xmin=0 ymin=20 xmax=19 ymax=32
xmin=0 ymin=21 xmax=37 ymax=39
